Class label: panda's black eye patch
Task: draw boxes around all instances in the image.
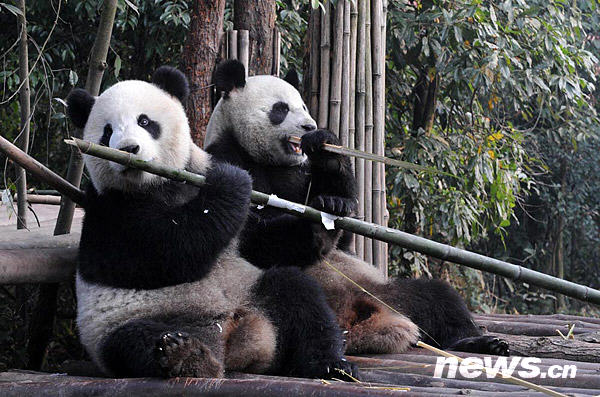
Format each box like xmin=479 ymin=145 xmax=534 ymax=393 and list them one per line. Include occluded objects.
xmin=137 ymin=114 xmax=161 ymax=139
xmin=100 ymin=124 xmax=112 ymax=146
xmin=269 ymin=101 xmax=289 ymax=125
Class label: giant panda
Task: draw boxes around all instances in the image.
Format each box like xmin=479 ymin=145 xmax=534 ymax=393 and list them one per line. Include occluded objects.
xmin=66 ymin=66 xmax=358 ymax=379
xmin=205 ymin=60 xmax=510 ymax=357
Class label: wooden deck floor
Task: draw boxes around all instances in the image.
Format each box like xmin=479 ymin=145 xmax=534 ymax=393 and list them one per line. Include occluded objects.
xmin=2 ymin=314 xmax=600 ymax=396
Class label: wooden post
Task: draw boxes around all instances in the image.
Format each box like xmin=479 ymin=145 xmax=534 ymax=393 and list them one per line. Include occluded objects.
xmin=381 ymin=0 xmax=389 ymax=271
xmin=238 ymin=30 xmax=250 ymax=77
xmin=328 ymin=2 xmax=344 ymax=137
xmin=233 ymin=0 xmax=276 ymax=75
xmin=15 ymin=0 xmax=30 ymax=230
xmin=318 ymin=1 xmax=331 ymax=129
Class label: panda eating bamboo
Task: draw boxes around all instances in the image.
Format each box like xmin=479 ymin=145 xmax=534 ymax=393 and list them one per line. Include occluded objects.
xmin=66 ymin=66 xmax=358 ymax=379
xmin=204 ymin=60 xmax=510 ymax=357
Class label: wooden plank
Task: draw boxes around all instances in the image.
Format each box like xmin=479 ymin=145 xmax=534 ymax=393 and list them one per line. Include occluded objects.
xmin=0 ymin=247 xmax=76 ymax=283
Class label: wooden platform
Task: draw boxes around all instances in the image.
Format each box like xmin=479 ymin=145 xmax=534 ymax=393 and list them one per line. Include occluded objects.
xmin=2 ymin=314 xmax=600 ymax=396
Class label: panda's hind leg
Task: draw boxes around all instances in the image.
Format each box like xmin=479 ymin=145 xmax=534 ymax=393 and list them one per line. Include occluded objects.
xmin=101 ymin=316 xmax=225 ymax=378
xmin=342 ymin=295 xmax=420 ymax=354
xmin=390 ymin=278 xmax=509 ymax=355
xmin=254 ymin=267 xmax=358 ymax=380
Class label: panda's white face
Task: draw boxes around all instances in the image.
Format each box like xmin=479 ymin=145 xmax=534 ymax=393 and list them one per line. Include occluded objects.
xmin=83 ymin=80 xmax=192 ymax=192
xmin=207 ymin=75 xmax=317 ymax=166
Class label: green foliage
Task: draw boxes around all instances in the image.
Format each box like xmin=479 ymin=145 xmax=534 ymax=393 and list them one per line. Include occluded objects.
xmin=385 ymin=0 xmax=600 ymax=313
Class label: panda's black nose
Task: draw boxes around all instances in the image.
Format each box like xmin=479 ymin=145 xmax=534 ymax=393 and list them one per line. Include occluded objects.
xmin=301 ymin=124 xmax=316 ymax=131
xmin=120 ymin=144 xmax=140 ymax=154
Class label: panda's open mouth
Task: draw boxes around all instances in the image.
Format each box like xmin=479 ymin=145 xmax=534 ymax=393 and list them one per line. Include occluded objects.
xmin=283 ymin=137 xmax=302 ymax=155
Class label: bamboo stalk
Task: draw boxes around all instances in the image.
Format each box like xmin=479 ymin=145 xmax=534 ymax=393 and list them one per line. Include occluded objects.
xmin=63 ymin=137 xmax=600 ymax=306
xmin=309 ymin=9 xmax=320 ymax=119
xmin=0 ymin=135 xmax=85 ymax=205
xmin=318 ymin=2 xmax=331 ymax=128
xmin=416 ymin=341 xmax=568 ymax=397
xmin=328 ymin=1 xmax=344 ymax=137
xmin=238 ymin=29 xmax=249 ymax=77
xmin=55 ymin=0 xmax=117 ymax=236
xmin=272 ymin=27 xmax=280 ymax=76
xmin=16 ymin=0 xmax=30 ymax=230
xmin=371 ymin=0 xmax=384 ymax=271
xmin=348 ymin=0 xmax=358 ymax=253
xmin=227 ymin=30 xmax=238 ymax=60
xmin=364 ymin=0 xmax=373 ymax=264
xmin=354 ymin=0 xmax=367 ymax=259
xmin=339 ymin=0 xmax=351 ymax=147
xmin=287 ymin=136 xmax=453 ymax=176
xmin=382 ymin=0 xmax=388 ymax=272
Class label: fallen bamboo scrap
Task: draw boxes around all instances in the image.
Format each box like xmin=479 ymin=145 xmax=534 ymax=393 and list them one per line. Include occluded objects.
xmin=62 ymin=137 xmax=600 ymax=306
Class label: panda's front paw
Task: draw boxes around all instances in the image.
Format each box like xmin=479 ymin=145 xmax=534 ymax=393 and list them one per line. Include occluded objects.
xmin=206 ymin=162 xmax=252 ymax=194
xmin=298 ymin=358 xmax=360 ymax=381
xmin=155 ymin=331 xmax=224 ymax=378
xmin=310 ymin=195 xmax=357 ymax=217
xmin=301 ymin=129 xmax=341 ymax=159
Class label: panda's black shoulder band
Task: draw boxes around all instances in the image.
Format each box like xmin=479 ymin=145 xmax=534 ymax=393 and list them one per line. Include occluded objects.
xmin=152 ymin=66 xmax=190 ymax=103
xmin=214 ymin=60 xmax=246 ymax=96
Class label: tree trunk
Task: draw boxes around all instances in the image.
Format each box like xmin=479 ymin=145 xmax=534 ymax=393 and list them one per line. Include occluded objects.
xmin=16 ymin=0 xmax=30 ymax=230
xmin=233 ymin=0 xmax=276 ymax=76
xmin=182 ymin=0 xmax=226 ymax=146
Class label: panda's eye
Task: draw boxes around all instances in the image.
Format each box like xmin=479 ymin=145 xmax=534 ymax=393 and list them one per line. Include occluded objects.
xmin=137 ymin=114 xmax=149 ymax=127
xmin=269 ymin=102 xmax=289 ymax=125
xmin=100 ymin=124 xmax=113 ymax=146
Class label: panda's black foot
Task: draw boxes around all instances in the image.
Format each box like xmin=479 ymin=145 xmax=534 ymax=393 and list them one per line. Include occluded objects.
xmin=297 ymin=358 xmax=360 ymax=381
xmin=155 ymin=331 xmax=224 ymax=378
xmin=309 ymin=195 xmax=357 ymax=217
xmin=448 ymin=335 xmax=510 ymax=356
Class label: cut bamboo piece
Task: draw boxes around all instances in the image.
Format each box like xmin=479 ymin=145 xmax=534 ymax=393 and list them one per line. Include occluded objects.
xmin=318 ymin=2 xmax=331 ymax=128
xmin=272 ymin=27 xmax=280 ymax=76
xmin=364 ymin=0 xmax=373 ymax=264
xmin=354 ymin=0 xmax=367 ymax=259
xmin=64 ymin=137 xmax=600 ymax=306
xmin=340 ymin=0 xmax=351 ymax=147
xmin=309 ymin=9 xmax=320 ymax=119
xmin=227 ymin=30 xmax=238 ymax=60
xmin=371 ymin=0 xmax=384 ymax=270
xmin=238 ymin=29 xmax=249 ymax=77
xmin=328 ymin=1 xmax=344 ymax=137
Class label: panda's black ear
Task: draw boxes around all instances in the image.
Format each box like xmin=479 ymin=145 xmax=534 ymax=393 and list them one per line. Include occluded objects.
xmin=152 ymin=66 xmax=190 ymax=103
xmin=66 ymin=88 xmax=95 ymax=129
xmin=214 ymin=60 xmax=246 ymax=95
xmin=283 ymin=68 xmax=300 ymax=90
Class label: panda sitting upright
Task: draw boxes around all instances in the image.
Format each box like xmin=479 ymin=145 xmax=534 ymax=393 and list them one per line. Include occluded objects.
xmin=66 ymin=66 xmax=358 ymax=379
xmin=205 ymin=60 xmax=509 ymax=357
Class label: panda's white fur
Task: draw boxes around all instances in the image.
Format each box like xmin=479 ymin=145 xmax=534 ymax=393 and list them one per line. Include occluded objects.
xmin=206 ymin=76 xmax=316 ymax=166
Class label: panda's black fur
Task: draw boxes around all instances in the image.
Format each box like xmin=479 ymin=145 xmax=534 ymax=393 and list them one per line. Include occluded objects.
xmin=68 ymin=66 xmax=358 ymax=379
xmin=205 ymin=60 xmax=509 ymax=357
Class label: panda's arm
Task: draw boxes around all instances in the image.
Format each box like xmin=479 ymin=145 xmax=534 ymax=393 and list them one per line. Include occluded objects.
xmin=145 ymin=162 xmax=252 ymax=268
xmin=238 ymin=209 xmax=337 ymax=269
xmin=301 ymin=130 xmax=358 ymax=216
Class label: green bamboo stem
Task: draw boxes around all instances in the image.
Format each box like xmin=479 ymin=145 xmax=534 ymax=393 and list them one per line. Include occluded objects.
xmin=64 ymin=137 xmax=600 ymax=306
